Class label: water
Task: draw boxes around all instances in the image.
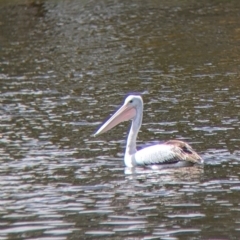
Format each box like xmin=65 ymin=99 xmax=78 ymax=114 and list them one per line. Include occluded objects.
xmin=1 ymin=0 xmax=240 ymax=239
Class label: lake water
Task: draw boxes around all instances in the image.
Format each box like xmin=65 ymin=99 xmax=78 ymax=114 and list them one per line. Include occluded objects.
xmin=1 ymin=0 xmax=240 ymax=239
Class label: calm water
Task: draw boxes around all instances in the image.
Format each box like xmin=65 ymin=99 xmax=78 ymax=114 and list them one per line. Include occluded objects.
xmin=1 ymin=0 xmax=240 ymax=239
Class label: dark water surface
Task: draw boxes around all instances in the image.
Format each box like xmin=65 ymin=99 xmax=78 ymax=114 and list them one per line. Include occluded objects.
xmin=1 ymin=0 xmax=240 ymax=239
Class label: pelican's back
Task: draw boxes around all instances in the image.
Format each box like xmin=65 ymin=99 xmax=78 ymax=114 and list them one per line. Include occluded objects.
xmin=134 ymin=140 xmax=203 ymax=166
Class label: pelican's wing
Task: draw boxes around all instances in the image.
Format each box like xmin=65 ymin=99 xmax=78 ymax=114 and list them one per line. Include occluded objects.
xmin=165 ymin=140 xmax=203 ymax=164
xmin=134 ymin=140 xmax=203 ymax=166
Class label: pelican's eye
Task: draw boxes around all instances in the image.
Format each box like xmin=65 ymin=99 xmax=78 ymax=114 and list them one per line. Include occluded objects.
xmin=129 ymin=100 xmax=133 ymax=103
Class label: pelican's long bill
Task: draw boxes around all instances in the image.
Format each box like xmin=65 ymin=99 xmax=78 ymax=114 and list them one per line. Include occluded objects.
xmin=94 ymin=102 xmax=136 ymax=136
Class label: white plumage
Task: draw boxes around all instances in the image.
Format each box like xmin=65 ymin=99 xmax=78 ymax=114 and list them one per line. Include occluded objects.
xmin=134 ymin=144 xmax=182 ymax=165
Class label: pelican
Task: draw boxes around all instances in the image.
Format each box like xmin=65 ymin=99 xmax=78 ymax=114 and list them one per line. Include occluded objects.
xmin=95 ymin=95 xmax=203 ymax=168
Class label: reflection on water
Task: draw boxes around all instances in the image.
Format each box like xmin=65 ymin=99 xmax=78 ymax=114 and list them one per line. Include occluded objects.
xmin=1 ymin=0 xmax=240 ymax=239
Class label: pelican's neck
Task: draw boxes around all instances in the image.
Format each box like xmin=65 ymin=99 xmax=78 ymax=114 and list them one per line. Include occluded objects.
xmin=125 ymin=105 xmax=143 ymax=157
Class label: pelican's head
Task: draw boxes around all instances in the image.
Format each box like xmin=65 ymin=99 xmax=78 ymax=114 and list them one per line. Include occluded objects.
xmin=124 ymin=95 xmax=143 ymax=109
xmin=94 ymin=95 xmax=143 ymax=136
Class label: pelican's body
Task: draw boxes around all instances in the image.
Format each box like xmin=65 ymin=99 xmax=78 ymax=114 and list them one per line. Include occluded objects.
xmin=95 ymin=95 xmax=203 ymax=168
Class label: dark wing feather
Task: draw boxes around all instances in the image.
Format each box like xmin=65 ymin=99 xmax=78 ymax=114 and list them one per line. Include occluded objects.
xmin=165 ymin=140 xmax=203 ymax=164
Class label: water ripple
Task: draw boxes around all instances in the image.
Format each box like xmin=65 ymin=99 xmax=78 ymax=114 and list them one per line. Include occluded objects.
xmin=1 ymin=0 xmax=240 ymax=239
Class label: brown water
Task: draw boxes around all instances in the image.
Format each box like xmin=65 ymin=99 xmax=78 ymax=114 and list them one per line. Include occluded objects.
xmin=1 ymin=0 xmax=240 ymax=239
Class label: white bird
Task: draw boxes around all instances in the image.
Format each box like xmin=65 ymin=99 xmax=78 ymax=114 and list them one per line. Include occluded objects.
xmin=95 ymin=95 xmax=203 ymax=168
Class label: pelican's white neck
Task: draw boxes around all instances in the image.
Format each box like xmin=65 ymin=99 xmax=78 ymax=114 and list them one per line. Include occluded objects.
xmin=124 ymin=102 xmax=143 ymax=167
